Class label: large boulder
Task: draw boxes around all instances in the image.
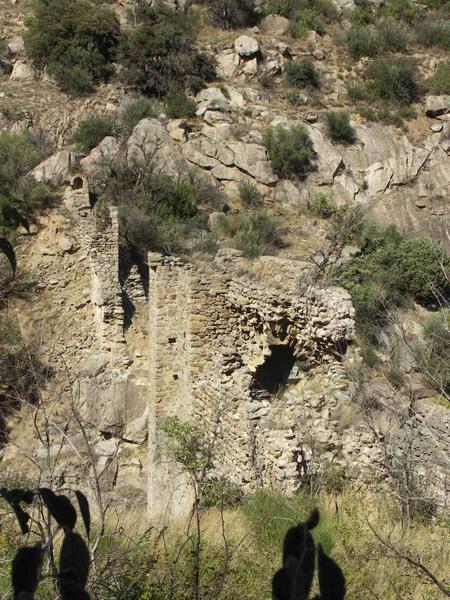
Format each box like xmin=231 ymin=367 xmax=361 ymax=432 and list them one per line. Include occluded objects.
xmin=260 ymin=14 xmax=290 ymax=35
xmin=31 ymin=149 xmax=77 ymax=186
xmin=7 ymin=36 xmax=24 ymax=56
xmin=80 ymin=136 xmax=121 ymax=195
xmin=425 ymin=95 xmax=450 ymax=118
xmin=235 ymin=35 xmax=259 ymax=58
xmin=126 ymin=118 xmax=189 ymax=177
xmin=10 ymin=60 xmax=34 ymax=81
xmin=306 ymin=126 xmax=344 ymax=184
xmin=227 ymin=141 xmax=278 ymax=184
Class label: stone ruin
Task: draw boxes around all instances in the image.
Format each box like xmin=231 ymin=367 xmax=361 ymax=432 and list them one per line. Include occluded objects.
xmin=58 ymin=178 xmax=448 ymax=519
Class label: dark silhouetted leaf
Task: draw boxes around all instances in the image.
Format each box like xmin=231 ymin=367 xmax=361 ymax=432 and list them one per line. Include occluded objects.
xmin=318 ymin=544 xmax=346 ymax=600
xmin=39 ymin=488 xmax=77 ymax=530
xmin=0 ymin=237 xmax=16 ymax=274
xmin=11 ymin=543 xmax=43 ymax=599
xmin=60 ymin=578 xmax=91 ymax=600
xmin=1 ymin=205 xmax=30 ymax=233
xmin=60 ymin=531 xmax=90 ymax=588
xmin=75 ymin=491 xmax=90 ymax=537
xmin=0 ymin=488 xmax=35 ymax=534
xmin=306 ymin=508 xmax=320 ymax=530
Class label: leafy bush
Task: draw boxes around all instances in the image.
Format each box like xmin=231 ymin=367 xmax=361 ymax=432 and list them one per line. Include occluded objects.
xmin=417 ymin=12 xmax=450 ymax=51
xmin=425 ymin=60 xmax=450 ymax=95
xmin=120 ymin=1 xmax=215 ymax=97
xmin=164 ymin=90 xmax=197 ymax=119
xmin=24 ymin=0 xmax=120 ymax=95
xmin=381 ymin=0 xmax=417 ymax=22
xmin=366 ymin=56 xmax=418 ymax=104
xmin=289 ymin=8 xmax=326 ymax=37
xmin=346 ymin=24 xmax=379 ymax=58
xmin=206 ymin=0 xmax=258 ymax=29
xmin=285 ymin=59 xmax=319 ymax=88
xmin=340 ymin=225 xmax=450 ymax=342
xmin=214 ymin=211 xmax=279 ymax=258
xmin=234 ymin=212 xmax=279 ymax=258
xmin=73 ymin=117 xmax=114 ymax=154
xmin=421 ymin=311 xmax=450 ymax=397
xmin=376 ymin=17 xmax=410 ymax=52
xmin=263 ymin=124 xmax=316 ymax=179
xmin=122 ymin=98 xmax=158 ymax=133
xmin=346 ymin=80 xmax=368 ymax=102
xmin=356 ymin=103 xmax=416 ymax=126
xmin=239 ymin=180 xmax=262 ymax=207
xmin=309 ymin=193 xmax=336 ymax=218
xmin=202 ymin=477 xmax=244 ymax=508
xmin=326 ymin=111 xmax=356 ymax=143
xmin=264 ymin=0 xmax=337 ymax=21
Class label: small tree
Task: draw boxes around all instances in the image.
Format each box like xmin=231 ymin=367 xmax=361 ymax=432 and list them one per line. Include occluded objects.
xmin=263 ymin=125 xmax=316 ymax=179
xmin=285 ymin=59 xmax=319 ymax=89
xmin=24 ymin=0 xmax=120 ymax=94
xmin=120 ymin=1 xmax=215 ymax=97
xmin=325 ymin=111 xmax=356 ymax=144
xmin=366 ymin=56 xmax=418 ymax=105
xmin=73 ymin=117 xmax=115 ymax=154
xmin=206 ymin=0 xmax=258 ymax=29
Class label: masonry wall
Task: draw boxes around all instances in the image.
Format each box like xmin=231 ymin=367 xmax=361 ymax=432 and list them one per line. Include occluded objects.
xmin=147 ymin=254 xmax=359 ymax=519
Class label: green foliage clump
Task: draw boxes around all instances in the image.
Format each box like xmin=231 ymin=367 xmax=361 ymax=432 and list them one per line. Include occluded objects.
xmin=421 ymin=311 xmax=450 ymax=398
xmin=24 ymin=0 xmax=120 ymax=95
xmin=309 ymin=193 xmax=336 ymax=218
xmin=326 ymin=111 xmax=356 ymax=143
xmin=73 ymin=117 xmax=114 ymax=154
xmin=346 ymin=18 xmax=410 ymax=59
xmin=417 ymin=11 xmax=450 ymax=51
xmin=121 ymin=98 xmax=158 ymax=133
xmin=285 ymin=59 xmax=319 ymax=88
xmin=164 ymin=90 xmax=197 ymax=119
xmin=119 ymin=1 xmax=215 ymax=98
xmin=239 ymin=180 xmax=262 ymax=207
xmin=289 ymin=8 xmax=326 ymax=37
xmin=366 ymin=56 xmax=418 ymax=104
xmin=202 ymin=477 xmax=244 ymax=508
xmin=381 ymin=0 xmax=417 ymax=22
xmin=425 ymin=61 xmax=450 ymax=95
xmin=0 ymin=132 xmax=52 ymax=273
xmin=263 ymin=124 xmax=316 ymax=179
xmin=206 ymin=0 xmax=258 ymax=28
xmin=264 ymin=0 xmax=338 ymax=22
xmin=356 ymin=104 xmax=416 ymax=127
xmin=233 ymin=211 xmax=279 ymax=258
xmin=340 ymin=225 xmax=450 ymax=342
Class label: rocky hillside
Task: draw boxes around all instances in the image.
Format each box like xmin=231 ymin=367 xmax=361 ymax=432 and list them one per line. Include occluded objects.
xmin=0 ymin=0 xmax=449 ymax=528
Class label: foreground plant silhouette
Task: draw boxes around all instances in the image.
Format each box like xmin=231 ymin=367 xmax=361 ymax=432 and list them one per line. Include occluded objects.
xmin=272 ymin=508 xmax=346 ymax=600
xmin=1 ymin=487 xmax=91 ymax=600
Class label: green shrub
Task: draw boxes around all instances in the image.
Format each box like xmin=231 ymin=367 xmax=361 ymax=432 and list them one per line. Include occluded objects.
xmin=340 ymin=225 xmax=450 ymax=342
xmin=262 ymin=0 xmax=298 ymax=17
xmin=309 ymin=193 xmax=336 ymax=218
xmin=347 ymin=5 xmax=374 ymax=25
xmin=376 ymin=17 xmax=411 ymax=52
xmin=239 ymin=180 xmax=262 ymax=207
xmin=346 ymin=80 xmax=368 ymax=102
xmin=120 ymin=1 xmax=215 ymax=98
xmin=234 ymin=211 xmax=279 ymax=258
xmin=202 ymin=477 xmax=244 ymax=508
xmin=73 ymin=117 xmax=115 ymax=154
xmin=421 ymin=311 xmax=450 ymax=397
xmin=425 ymin=61 xmax=450 ymax=95
xmin=417 ymin=13 xmax=450 ymax=51
xmin=285 ymin=59 xmax=319 ymax=88
xmin=24 ymin=0 xmax=120 ymax=95
xmin=263 ymin=124 xmax=316 ymax=179
xmin=164 ymin=90 xmax=196 ymax=119
xmin=346 ymin=25 xmax=379 ymax=58
xmin=366 ymin=56 xmax=418 ymax=104
xmin=356 ymin=103 xmax=416 ymax=126
xmin=326 ymin=111 xmax=356 ymax=143
xmin=287 ymin=91 xmax=308 ymax=105
xmin=207 ymin=0 xmax=258 ymax=28
xmin=289 ymin=8 xmax=326 ymax=37
xmin=122 ymin=98 xmax=158 ymax=133
xmin=381 ymin=0 xmax=417 ymax=22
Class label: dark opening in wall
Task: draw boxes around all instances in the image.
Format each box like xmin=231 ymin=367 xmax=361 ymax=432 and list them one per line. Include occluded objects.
xmin=253 ymin=344 xmax=296 ymax=395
